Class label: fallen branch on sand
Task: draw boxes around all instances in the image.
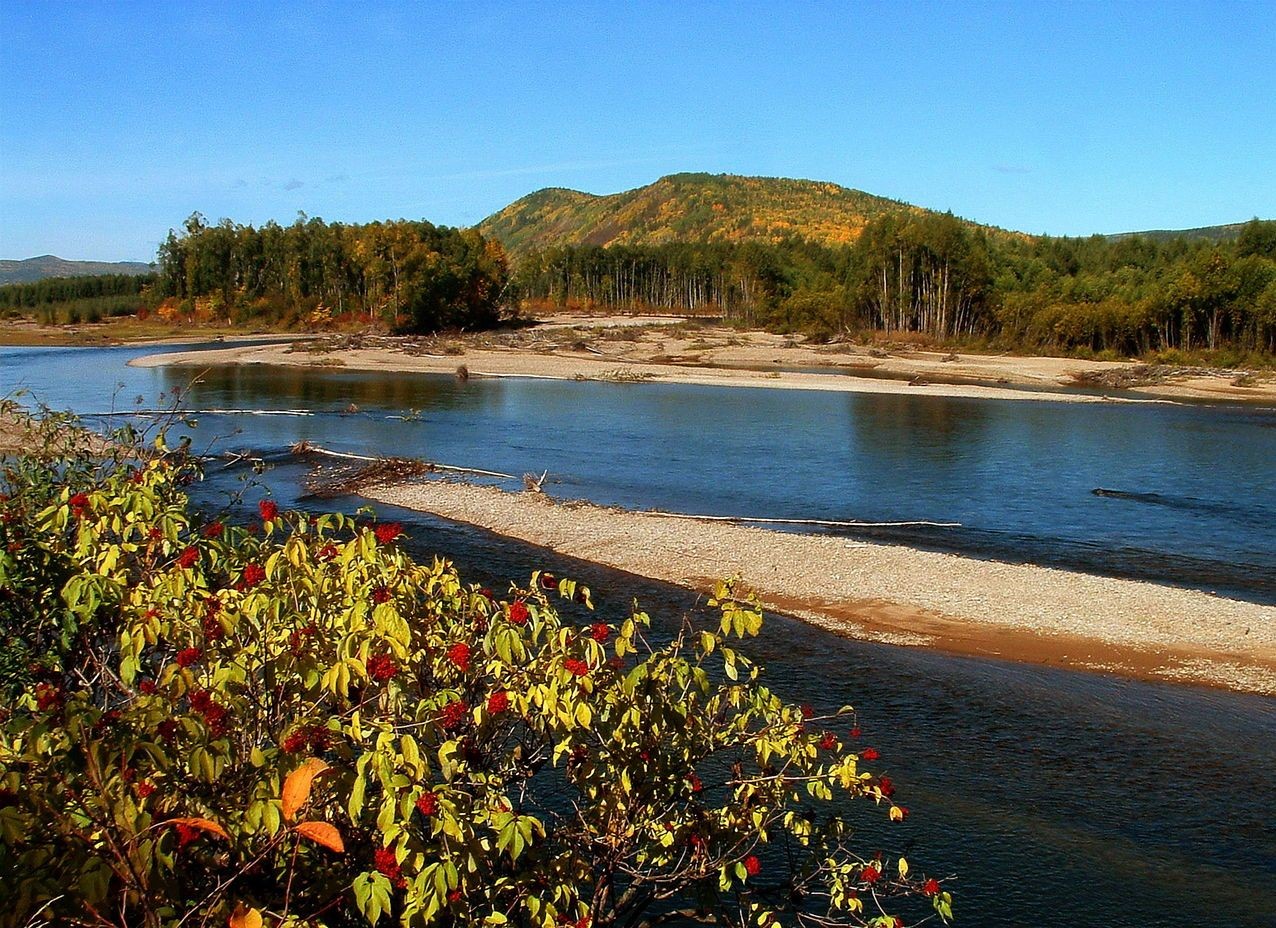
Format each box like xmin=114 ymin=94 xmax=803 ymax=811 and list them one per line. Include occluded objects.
xmin=288 ymin=441 xmax=516 ymax=498
xmin=302 ymin=457 xmax=432 ymax=498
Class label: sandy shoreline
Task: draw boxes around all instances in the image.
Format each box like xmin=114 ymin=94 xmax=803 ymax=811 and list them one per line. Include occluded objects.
xmin=364 ymin=479 xmax=1276 ymax=696
xmin=126 ymin=316 xmax=1276 ymax=405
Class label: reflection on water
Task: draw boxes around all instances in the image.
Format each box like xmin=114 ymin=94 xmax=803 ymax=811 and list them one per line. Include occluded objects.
xmin=163 ymin=361 xmax=1276 ymax=602
xmin=4 ymin=343 xmax=1275 ymax=600
xmin=4 ymin=344 xmax=1276 ymax=927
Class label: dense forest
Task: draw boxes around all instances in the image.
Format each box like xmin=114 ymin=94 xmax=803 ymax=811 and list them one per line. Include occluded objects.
xmin=0 ymin=272 xmax=156 ymax=324
xmin=3 ymin=184 xmax=1274 ymax=362
xmin=514 ymin=216 xmax=1276 ymax=357
xmin=154 ymin=214 xmax=508 ymax=332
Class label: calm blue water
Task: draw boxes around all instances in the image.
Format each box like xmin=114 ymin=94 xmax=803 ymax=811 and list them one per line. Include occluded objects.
xmin=3 ymin=342 xmax=1275 ymax=927
xmin=6 ymin=342 xmax=1274 ymax=601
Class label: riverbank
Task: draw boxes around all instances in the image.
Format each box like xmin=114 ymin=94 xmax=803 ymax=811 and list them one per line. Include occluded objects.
xmin=364 ymin=478 xmax=1276 ymax=696
xmin=0 ymin=316 xmax=301 ymax=347
xmin=127 ymin=315 xmax=1276 ymax=405
xmin=0 ymin=403 xmax=116 ymax=456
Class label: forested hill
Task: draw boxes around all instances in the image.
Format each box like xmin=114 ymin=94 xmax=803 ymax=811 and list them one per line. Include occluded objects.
xmin=1104 ymin=222 xmax=1254 ymax=244
xmin=479 ymin=173 xmax=1009 ymax=258
xmin=0 ymin=255 xmax=153 ymax=285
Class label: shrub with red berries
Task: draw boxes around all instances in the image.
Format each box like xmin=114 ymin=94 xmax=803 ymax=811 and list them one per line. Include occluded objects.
xmin=0 ymin=432 xmax=949 ymax=928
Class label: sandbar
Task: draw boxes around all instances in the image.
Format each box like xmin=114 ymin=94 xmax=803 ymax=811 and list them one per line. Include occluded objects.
xmin=364 ymin=479 xmax=1276 ymax=696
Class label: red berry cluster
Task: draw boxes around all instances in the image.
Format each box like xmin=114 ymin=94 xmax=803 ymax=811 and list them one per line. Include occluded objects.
xmin=448 ymin=642 xmax=472 ymax=672
xmin=415 ymin=790 xmax=439 ymax=816
xmin=177 ymin=546 xmax=199 ymax=569
xmin=201 ymin=521 xmax=223 ymax=538
xmin=440 ymin=699 xmax=468 ymax=730
xmin=589 ymin=622 xmax=609 ymax=643
xmin=563 ymin=658 xmax=589 ymax=677
xmin=288 ymin=623 xmax=317 ymax=655
xmin=202 ymin=601 xmax=224 ymax=641
xmin=188 ymin=689 xmax=230 ymax=736
xmin=258 ymin=499 xmax=279 ymax=522
xmin=68 ymin=492 xmax=89 ymax=518
xmin=508 ymin=601 xmax=530 ymax=625
xmin=175 ymin=647 xmax=202 ymax=668
xmin=282 ymin=724 xmax=329 ymax=754
xmin=240 ymin=562 xmax=266 ymax=589
xmin=487 ymin=691 xmax=509 ymax=714
xmin=366 ymin=653 xmax=397 ymax=682
xmin=374 ymin=846 xmax=406 ymax=888
xmin=373 ymin=522 xmax=403 ymax=544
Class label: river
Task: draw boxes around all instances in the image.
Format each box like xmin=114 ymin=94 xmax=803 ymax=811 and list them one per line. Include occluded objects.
xmin=3 ymin=342 xmax=1274 ymax=927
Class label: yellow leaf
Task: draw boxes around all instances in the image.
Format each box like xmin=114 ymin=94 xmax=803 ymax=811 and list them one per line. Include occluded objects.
xmin=168 ymin=817 xmax=230 ymax=840
xmin=295 ymin=820 xmax=345 ymax=853
xmin=282 ymin=757 xmax=330 ymax=822
xmin=898 ymin=855 xmax=909 ymax=878
xmin=228 ymin=903 xmax=263 ymax=928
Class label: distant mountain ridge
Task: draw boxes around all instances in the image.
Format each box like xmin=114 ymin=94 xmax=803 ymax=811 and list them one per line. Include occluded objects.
xmin=478 ymin=172 xmax=1013 ymax=258
xmin=0 ymin=255 xmax=154 ymax=285
xmin=1103 ymin=221 xmax=1254 ymax=244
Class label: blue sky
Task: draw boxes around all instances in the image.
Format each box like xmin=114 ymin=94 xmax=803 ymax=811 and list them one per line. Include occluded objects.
xmin=1 ymin=1 xmax=1273 ymax=261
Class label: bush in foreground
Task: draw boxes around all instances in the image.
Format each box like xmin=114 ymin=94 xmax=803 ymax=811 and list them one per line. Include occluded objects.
xmin=0 ymin=434 xmax=951 ymax=927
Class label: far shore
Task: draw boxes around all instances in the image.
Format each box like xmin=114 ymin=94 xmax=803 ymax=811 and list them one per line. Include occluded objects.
xmin=121 ymin=314 xmax=1276 ymax=406
xmin=0 ymin=316 xmax=304 ymax=349
xmin=363 ymin=479 xmax=1276 ymax=696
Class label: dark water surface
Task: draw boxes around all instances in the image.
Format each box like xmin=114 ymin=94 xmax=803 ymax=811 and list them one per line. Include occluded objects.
xmin=3 ymin=343 xmax=1275 ymax=926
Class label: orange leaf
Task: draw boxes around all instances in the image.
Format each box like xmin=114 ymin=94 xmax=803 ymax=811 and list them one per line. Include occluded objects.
xmin=228 ymin=903 xmax=263 ymax=928
xmin=168 ymin=817 xmax=230 ymax=840
xmin=295 ymin=820 xmax=345 ymax=853
xmin=281 ymin=757 xmax=329 ymax=822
